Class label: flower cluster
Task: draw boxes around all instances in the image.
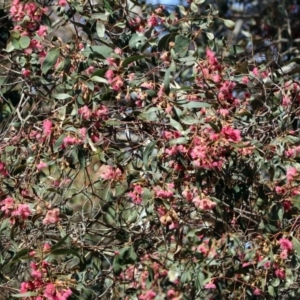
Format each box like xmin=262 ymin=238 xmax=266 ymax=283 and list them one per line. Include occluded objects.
xmin=0 ymin=197 xmax=31 ymax=224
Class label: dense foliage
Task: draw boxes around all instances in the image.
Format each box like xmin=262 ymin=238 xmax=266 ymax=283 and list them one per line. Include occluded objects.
xmin=1 ymin=0 xmax=300 ymax=299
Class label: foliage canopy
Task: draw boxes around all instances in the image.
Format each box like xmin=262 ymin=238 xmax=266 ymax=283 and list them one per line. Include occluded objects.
xmin=1 ymin=0 xmax=300 ymax=299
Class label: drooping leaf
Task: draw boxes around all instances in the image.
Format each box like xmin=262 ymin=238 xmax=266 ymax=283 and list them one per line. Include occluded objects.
xmin=96 ymin=20 xmax=105 ymax=38
xmin=53 ymin=93 xmax=72 ymax=100
xmin=223 ymin=19 xmax=236 ymax=30
xmin=122 ymin=55 xmax=144 ymax=67
xmin=164 ymin=67 xmax=170 ymax=95
xmin=143 ymin=141 xmax=156 ymax=170
xmin=12 ymin=292 xmax=38 ymax=298
xmin=42 ymin=48 xmax=60 ymax=74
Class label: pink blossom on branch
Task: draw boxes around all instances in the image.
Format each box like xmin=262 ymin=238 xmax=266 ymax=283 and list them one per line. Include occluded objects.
xmin=204 ymin=282 xmax=217 ymax=289
xmin=43 ymin=119 xmax=53 ymax=136
xmin=43 ymin=208 xmax=60 ymax=225
xmin=192 ymin=196 xmax=216 ymax=210
xmin=286 ymin=167 xmax=298 ymax=182
xmin=37 ymin=161 xmax=48 ymax=170
xmin=100 ymin=166 xmax=122 ymax=181
xmin=278 ymin=238 xmax=293 ymax=251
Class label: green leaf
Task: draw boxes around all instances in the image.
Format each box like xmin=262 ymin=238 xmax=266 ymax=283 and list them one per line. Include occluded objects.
xmin=42 ymin=48 xmax=60 ymax=74
xmin=292 ymin=237 xmax=300 ymax=257
xmin=54 ymin=134 xmax=66 ymax=152
xmin=164 ymin=68 xmax=171 ymax=96
xmin=158 ymin=33 xmax=175 ymax=52
xmin=174 ymin=35 xmax=190 ymax=57
xmin=90 ymin=76 xmax=108 ymax=84
xmin=122 ymin=55 xmax=144 ymax=67
xmin=82 ymin=45 xmax=113 ymax=59
xmin=181 ymin=116 xmax=201 ymax=125
xmin=19 ymin=36 xmax=31 ymax=49
xmin=50 ymin=248 xmax=80 ymax=257
xmin=223 ymin=19 xmax=236 ymax=31
xmin=143 ymin=141 xmax=157 ymax=170
xmin=292 ymin=195 xmax=300 ymax=209
xmin=6 ymin=41 xmax=15 ymax=52
xmin=50 ymin=248 xmax=85 ymax=270
xmin=197 ymin=271 xmax=205 ymax=288
xmin=271 ymin=278 xmax=280 ymax=287
xmin=169 ymin=137 xmax=188 ymax=145
xmin=5 ymin=146 xmax=15 ymax=152
xmin=128 ymin=245 xmax=137 ymax=263
xmin=190 ymin=2 xmax=198 ymax=12
xmin=12 ymin=38 xmax=20 ymax=50
xmin=268 ymin=285 xmax=275 ymax=297
xmin=146 ymin=266 xmax=154 ymax=288
xmin=11 ymin=248 xmax=30 ymax=263
xmin=53 ymin=93 xmax=72 ymax=100
xmin=170 ymin=118 xmax=183 ymax=132
xmin=113 ymin=257 xmax=122 ymax=275
xmin=182 ymin=101 xmax=212 ymax=109
xmin=96 ymin=20 xmax=105 ymax=38
xmin=51 ymin=234 xmax=70 ymax=250
xmin=206 ymin=32 xmax=214 ymax=40
xmin=12 ymin=292 xmax=38 ymax=298
xmin=129 ymin=33 xmax=147 ymax=50
xmin=278 ymin=208 xmax=283 ymax=222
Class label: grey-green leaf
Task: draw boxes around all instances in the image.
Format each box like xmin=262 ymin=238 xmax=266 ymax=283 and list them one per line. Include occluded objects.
xmin=42 ymin=48 xmax=60 ymax=74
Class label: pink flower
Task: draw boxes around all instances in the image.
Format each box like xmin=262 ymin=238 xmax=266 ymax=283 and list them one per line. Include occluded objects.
xmin=43 ymin=208 xmax=60 ymax=225
xmin=58 ymin=0 xmax=68 ymax=6
xmin=192 ymin=197 xmax=216 ymax=210
xmin=154 ymin=184 xmax=174 ymax=199
xmin=114 ymin=48 xmax=123 ymax=55
xmin=63 ymin=136 xmax=79 ymax=146
xmin=241 ymin=76 xmax=249 ymax=84
xmin=138 ymin=290 xmax=156 ymax=300
xmin=252 ymin=67 xmax=260 ymax=77
xmin=79 ymin=128 xmax=87 ymax=140
xmin=22 ymin=69 xmax=31 ymax=77
xmin=105 ymin=69 xmax=115 ymax=81
xmin=128 ymin=185 xmax=143 ymax=205
xmin=279 ymin=238 xmax=293 ymax=251
xmin=221 ymin=125 xmax=241 ymax=142
xmin=274 ymin=268 xmax=285 ymax=279
xmin=85 ymin=66 xmax=95 ymax=75
xmin=0 ymin=162 xmax=9 ymax=176
xmin=0 ymin=197 xmax=14 ymax=215
xmin=211 ymin=74 xmax=221 ymax=83
xmin=43 ymin=119 xmax=53 ymax=136
xmin=111 ymin=75 xmax=124 ymax=91
xmin=43 ymin=243 xmax=51 ymax=252
xmin=275 ymin=186 xmax=286 ymax=195
xmin=218 ymin=108 xmax=229 ymax=117
xmin=12 ymin=204 xmax=31 ymax=219
xmin=282 ymin=94 xmax=291 ymax=107
xmin=37 ymin=25 xmax=48 ymax=37
xmin=148 ymin=14 xmax=159 ymax=27
xmin=93 ymin=105 xmax=108 ymax=119
xmin=253 ymin=288 xmax=261 ymax=295
xmin=37 ymin=162 xmax=48 ymax=170
xmin=197 ymin=244 xmax=208 ymax=255
xmin=280 ymin=249 xmax=288 ymax=260
xmin=204 ymin=282 xmax=216 ymax=289
xmin=287 ymin=167 xmax=297 ymax=181
xmin=100 ymin=166 xmax=122 ymax=181
xmin=78 ymin=105 xmax=92 ymax=120
xmin=106 ymin=57 xmax=118 ymax=68
xmin=206 ymin=48 xmax=218 ymax=66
